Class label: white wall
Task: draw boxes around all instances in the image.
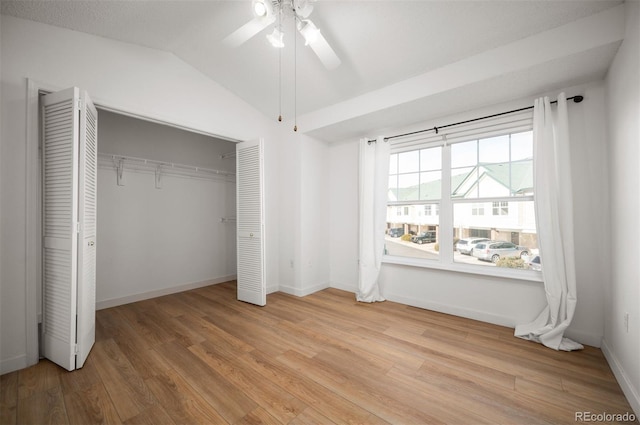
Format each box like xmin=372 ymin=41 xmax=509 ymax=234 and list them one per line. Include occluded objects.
xmin=95 ymin=111 xmax=237 ymax=308
xmin=328 ymin=81 xmax=610 ymax=347
xmin=278 ymin=132 xmax=331 ymax=297
xmin=300 ymin=135 xmax=331 ymax=295
xmin=0 ymin=15 xmax=282 ymax=373
xmin=603 ymin=1 xmax=640 ymax=415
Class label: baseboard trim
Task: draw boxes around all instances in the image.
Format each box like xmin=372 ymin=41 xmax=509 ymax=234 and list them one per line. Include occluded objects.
xmin=1 ymin=354 xmax=28 ymax=375
xmin=279 ymin=282 xmax=330 ymax=297
xmin=564 ymin=328 xmax=603 ymax=348
xmin=601 ymin=339 xmax=640 ymax=417
xmin=327 ymin=284 xmax=601 ymax=347
xmin=329 ymin=281 xmax=358 ymax=294
xmin=96 ymin=275 xmax=237 ymax=310
xmin=384 ymin=291 xmax=518 ymax=328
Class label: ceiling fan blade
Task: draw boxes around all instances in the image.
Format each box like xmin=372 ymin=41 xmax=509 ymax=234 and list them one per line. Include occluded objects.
xmin=308 ymin=31 xmax=341 ymax=70
xmin=223 ymin=16 xmax=276 ymax=48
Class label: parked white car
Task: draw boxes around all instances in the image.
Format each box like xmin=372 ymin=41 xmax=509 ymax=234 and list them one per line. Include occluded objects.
xmin=472 ymin=241 xmax=530 ymax=263
xmin=456 ymin=237 xmax=490 ymax=255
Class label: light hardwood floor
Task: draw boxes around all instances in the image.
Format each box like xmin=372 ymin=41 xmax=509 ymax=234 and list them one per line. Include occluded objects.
xmin=1 ymin=281 xmax=637 ymax=424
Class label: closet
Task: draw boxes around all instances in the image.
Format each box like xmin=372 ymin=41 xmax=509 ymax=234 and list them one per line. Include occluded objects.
xmin=39 ymin=88 xmax=252 ymax=371
xmin=94 ymin=110 xmax=239 ymax=309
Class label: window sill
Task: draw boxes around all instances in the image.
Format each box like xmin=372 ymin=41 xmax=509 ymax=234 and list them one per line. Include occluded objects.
xmin=382 ymin=255 xmax=544 ymax=283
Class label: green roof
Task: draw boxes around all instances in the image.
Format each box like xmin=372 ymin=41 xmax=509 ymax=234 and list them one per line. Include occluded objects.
xmin=389 ymin=159 xmax=533 ymax=201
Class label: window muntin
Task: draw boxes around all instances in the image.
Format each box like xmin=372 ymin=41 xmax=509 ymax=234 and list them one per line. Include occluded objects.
xmin=386 ymin=128 xmax=539 ymax=274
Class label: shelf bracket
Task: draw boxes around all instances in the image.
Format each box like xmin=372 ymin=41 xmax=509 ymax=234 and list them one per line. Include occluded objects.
xmin=116 ymin=158 xmax=125 ymax=186
xmin=155 ymin=165 xmax=163 ymax=189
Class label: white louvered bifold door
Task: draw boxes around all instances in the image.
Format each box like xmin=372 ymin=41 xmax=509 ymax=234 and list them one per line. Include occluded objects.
xmin=236 ymin=139 xmax=266 ymax=306
xmin=42 ymin=87 xmax=97 ymax=371
xmin=75 ymin=91 xmax=98 ymax=368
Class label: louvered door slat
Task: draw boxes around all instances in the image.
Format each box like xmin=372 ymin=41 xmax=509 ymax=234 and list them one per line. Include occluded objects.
xmin=236 ymin=139 xmax=265 ymax=306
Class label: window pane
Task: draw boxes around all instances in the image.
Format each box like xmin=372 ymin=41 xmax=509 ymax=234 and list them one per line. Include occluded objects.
xmin=419 ymin=171 xmax=441 ymax=200
xmin=453 ymin=201 xmax=538 ymax=269
xmin=398 ymin=151 xmax=419 ymax=173
xmin=479 ymin=135 xmax=509 ymax=163
xmin=386 ymin=205 xmax=440 ymax=260
xmin=451 ymin=140 xmax=477 ymax=168
xmin=389 ymin=153 xmax=398 ymax=175
xmin=510 ymin=159 xmax=533 ymax=195
xmin=420 ymin=146 xmax=441 ymax=171
xmin=397 ymin=173 xmax=419 ymax=201
xmin=388 ymin=175 xmax=398 ymax=202
xmin=451 ymin=166 xmax=476 ymax=198
xmin=511 ymin=131 xmax=533 ymax=161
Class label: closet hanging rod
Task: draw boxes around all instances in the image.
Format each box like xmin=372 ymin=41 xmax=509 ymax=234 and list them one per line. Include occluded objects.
xmin=220 ymin=151 xmax=236 ymax=159
xmin=98 ymin=153 xmax=234 ymax=176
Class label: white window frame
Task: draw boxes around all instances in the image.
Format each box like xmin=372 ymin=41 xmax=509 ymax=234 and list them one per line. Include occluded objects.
xmin=383 ymin=110 xmax=541 ymax=282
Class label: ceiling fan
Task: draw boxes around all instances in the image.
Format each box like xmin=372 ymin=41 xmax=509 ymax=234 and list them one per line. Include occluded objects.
xmin=223 ymin=0 xmax=341 ymax=70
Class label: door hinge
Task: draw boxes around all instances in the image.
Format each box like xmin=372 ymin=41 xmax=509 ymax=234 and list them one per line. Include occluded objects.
xmin=73 ymin=344 xmax=78 ymax=355
xmin=76 ymin=222 xmax=81 ymax=233
xmin=77 ymin=99 xmax=82 ymax=109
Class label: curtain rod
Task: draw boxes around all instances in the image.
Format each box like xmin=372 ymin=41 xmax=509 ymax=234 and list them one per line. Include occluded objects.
xmin=367 ymin=95 xmax=584 ymax=144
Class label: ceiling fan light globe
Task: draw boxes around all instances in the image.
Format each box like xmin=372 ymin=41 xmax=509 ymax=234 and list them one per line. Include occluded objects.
xmin=295 ymin=0 xmax=314 ymax=18
xmin=299 ymin=20 xmax=320 ymax=45
xmin=266 ymin=28 xmax=285 ymax=48
xmin=252 ymin=0 xmax=272 ymax=18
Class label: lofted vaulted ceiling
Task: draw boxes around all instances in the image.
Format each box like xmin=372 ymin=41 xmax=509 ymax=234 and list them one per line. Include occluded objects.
xmin=1 ymin=0 xmax=624 ymax=142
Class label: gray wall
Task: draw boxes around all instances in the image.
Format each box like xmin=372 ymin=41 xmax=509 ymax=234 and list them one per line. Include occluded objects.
xmin=95 ymin=111 xmax=237 ymax=307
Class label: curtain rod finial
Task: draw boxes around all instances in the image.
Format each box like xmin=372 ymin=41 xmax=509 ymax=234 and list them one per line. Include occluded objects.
xmin=573 ymin=95 xmax=584 ymax=103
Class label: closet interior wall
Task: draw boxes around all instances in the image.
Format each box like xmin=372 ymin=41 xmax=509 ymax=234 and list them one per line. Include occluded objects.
xmin=94 ymin=110 xmax=237 ymax=309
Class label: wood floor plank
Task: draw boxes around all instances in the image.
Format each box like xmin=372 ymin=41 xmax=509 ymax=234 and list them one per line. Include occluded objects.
xmin=234 ymin=407 xmax=281 ymax=425
xmin=241 ymin=350 xmax=374 ymax=425
xmin=91 ymin=339 xmax=158 ymax=422
xmin=16 ymin=385 xmax=68 ymax=425
xmin=144 ymin=368 xmax=229 ymax=425
xmin=122 ymin=404 xmax=176 ymax=425
xmin=277 ymin=349 xmax=454 ymax=425
xmin=155 ymin=340 xmax=257 ymax=424
xmin=63 ymin=382 xmax=123 ymax=425
xmin=3 ymin=282 xmax=636 ymax=425
xmin=17 ymin=359 xmax=61 ymax=399
xmin=190 ymin=341 xmax=308 ymax=424
xmin=58 ymin=354 xmax=102 ymax=395
xmin=0 ymin=371 xmax=18 ymax=425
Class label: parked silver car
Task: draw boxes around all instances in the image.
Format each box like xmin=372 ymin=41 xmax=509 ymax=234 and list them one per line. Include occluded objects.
xmin=456 ymin=237 xmax=490 ymax=255
xmin=472 ymin=241 xmax=530 ymax=263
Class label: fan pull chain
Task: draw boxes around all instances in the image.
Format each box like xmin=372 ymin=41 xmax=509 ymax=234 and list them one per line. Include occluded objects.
xmin=277 ymin=6 xmax=282 ymax=122
xmin=293 ymin=13 xmax=298 ymax=132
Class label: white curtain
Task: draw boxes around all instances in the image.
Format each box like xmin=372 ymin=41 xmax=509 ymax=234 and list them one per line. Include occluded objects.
xmin=514 ymin=93 xmax=583 ymax=351
xmin=357 ymin=137 xmax=390 ymax=302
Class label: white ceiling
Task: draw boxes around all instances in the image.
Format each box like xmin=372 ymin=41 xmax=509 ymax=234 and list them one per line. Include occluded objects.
xmin=1 ymin=0 xmax=624 ymax=142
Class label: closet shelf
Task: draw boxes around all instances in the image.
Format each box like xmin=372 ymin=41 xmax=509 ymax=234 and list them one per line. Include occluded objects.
xmin=98 ymin=153 xmax=235 ymax=187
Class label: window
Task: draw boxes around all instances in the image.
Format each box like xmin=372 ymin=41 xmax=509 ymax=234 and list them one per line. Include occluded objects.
xmin=492 ymin=201 xmax=509 ymax=215
xmin=471 ymin=203 xmax=484 ymax=216
xmin=385 ymin=114 xmax=539 ymax=276
xmin=386 ymin=146 xmax=441 ymax=260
